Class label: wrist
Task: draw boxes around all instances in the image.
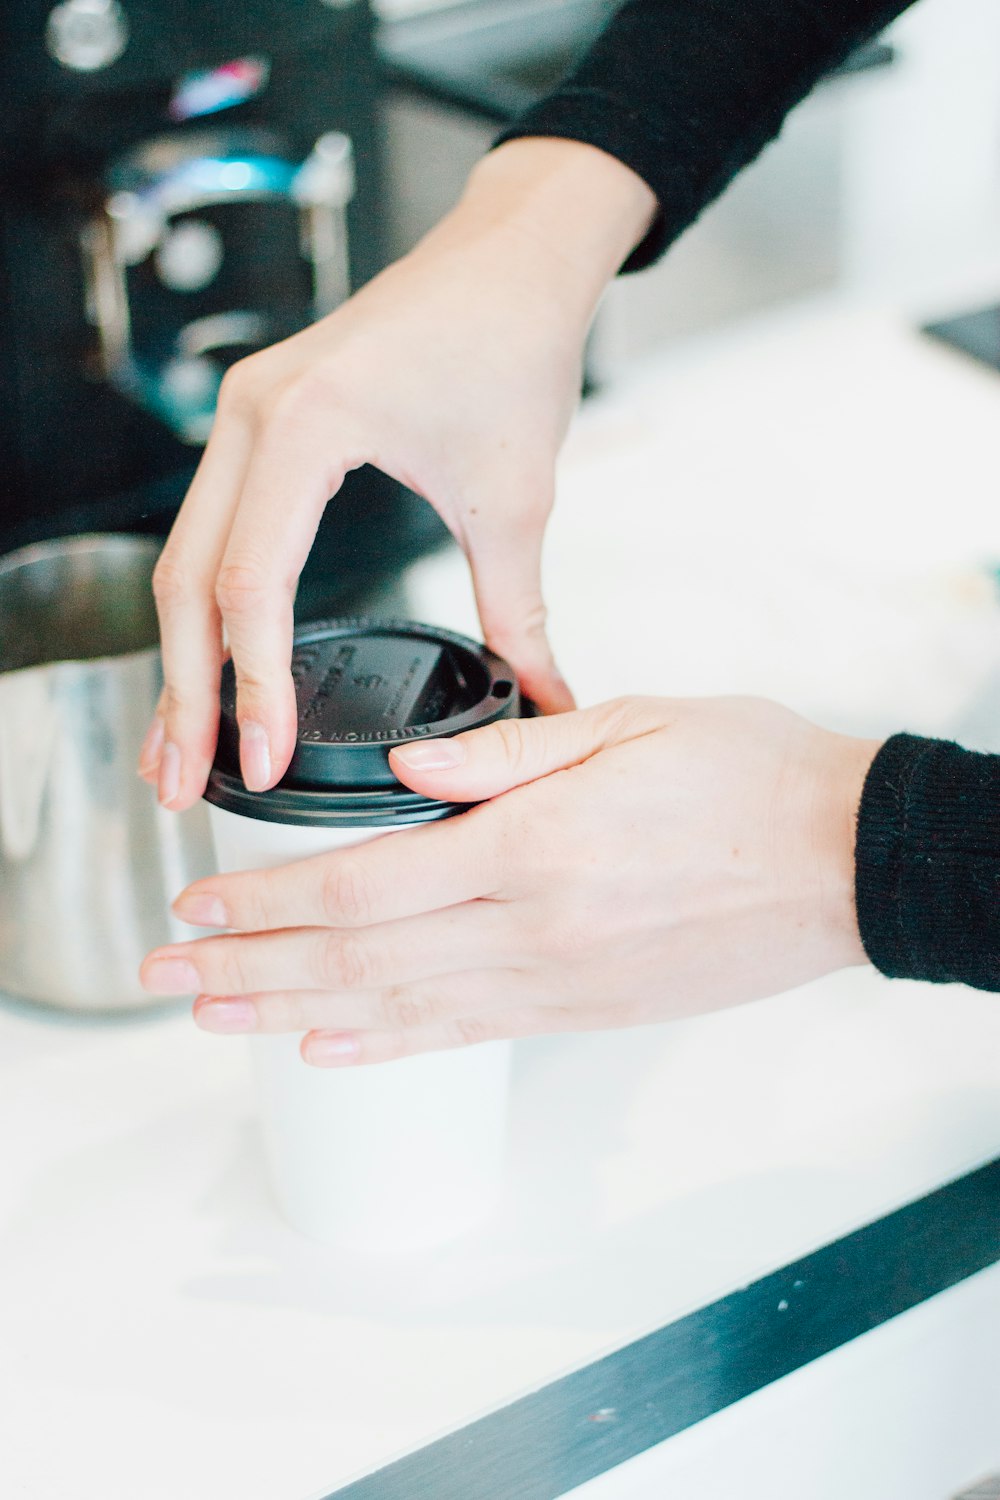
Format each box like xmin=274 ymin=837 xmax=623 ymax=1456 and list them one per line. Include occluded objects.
xmin=811 ymin=730 xmax=883 ymax=968
xmin=424 ymin=137 xmax=657 ymax=326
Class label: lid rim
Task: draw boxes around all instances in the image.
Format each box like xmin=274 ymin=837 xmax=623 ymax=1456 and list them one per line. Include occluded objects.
xmin=204 ymin=770 xmax=464 ymax=827
xmin=211 ymin=617 xmax=522 ymax=813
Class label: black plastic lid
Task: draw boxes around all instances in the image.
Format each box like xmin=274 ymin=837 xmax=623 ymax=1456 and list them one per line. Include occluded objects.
xmin=204 ymin=618 xmax=522 ymax=826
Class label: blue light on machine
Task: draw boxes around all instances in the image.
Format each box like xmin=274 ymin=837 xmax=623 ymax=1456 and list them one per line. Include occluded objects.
xmin=126 ymin=155 xmax=300 ymax=221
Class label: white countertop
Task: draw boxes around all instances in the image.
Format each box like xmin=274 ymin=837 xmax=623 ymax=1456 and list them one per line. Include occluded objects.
xmin=3 ymin=298 xmax=1000 ymax=1499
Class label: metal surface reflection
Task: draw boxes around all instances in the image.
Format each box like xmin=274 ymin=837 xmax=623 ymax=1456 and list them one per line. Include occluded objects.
xmin=0 ymin=533 xmax=215 ymax=1011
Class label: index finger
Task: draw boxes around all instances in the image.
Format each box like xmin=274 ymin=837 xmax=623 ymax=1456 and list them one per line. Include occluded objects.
xmin=214 ymin=392 xmax=360 ymax=792
xmin=173 ymin=806 xmax=503 ymax=932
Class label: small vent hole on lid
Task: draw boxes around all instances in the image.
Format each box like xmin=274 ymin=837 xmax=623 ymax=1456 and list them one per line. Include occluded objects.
xmin=493 ymin=680 xmax=513 ymax=699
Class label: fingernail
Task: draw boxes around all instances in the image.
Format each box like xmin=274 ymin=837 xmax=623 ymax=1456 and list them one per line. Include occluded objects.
xmin=158 ymin=742 xmax=181 ymax=806
xmin=240 ymin=721 xmax=271 ymax=791
xmin=138 ymin=716 xmax=165 ymax=776
xmin=174 ymin=892 xmax=229 ymax=928
xmin=143 ymin=956 xmax=201 ymax=994
xmin=194 ymin=997 xmax=257 ymax=1034
xmin=392 ymin=739 xmax=465 ymax=772
xmin=304 ymin=1032 xmax=360 ymax=1066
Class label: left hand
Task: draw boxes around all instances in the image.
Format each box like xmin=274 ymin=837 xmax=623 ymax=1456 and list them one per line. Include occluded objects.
xmin=140 ymin=696 xmax=879 ymax=1065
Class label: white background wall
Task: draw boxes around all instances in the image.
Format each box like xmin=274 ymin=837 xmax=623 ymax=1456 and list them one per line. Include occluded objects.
xmin=841 ymin=0 xmax=1000 ymax=319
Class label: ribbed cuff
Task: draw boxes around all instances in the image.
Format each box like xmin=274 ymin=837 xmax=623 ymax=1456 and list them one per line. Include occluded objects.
xmin=855 ymin=733 xmax=1000 ymax=990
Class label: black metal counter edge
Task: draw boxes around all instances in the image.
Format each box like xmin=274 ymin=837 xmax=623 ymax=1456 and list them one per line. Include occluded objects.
xmin=327 ymin=1155 xmax=1000 ymax=1500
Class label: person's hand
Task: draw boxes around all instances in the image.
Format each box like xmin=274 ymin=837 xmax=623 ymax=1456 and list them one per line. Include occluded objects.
xmin=137 ymin=139 xmax=656 ymax=810
xmin=140 ymin=696 xmax=880 ymax=1063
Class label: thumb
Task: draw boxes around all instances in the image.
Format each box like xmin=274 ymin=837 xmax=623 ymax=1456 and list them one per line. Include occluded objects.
xmin=464 ymin=497 xmax=575 ymax=716
xmin=388 ymin=701 xmax=625 ymax=802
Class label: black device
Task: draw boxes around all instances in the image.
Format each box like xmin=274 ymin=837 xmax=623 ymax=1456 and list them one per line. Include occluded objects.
xmin=0 ymin=0 xmax=446 ymax=612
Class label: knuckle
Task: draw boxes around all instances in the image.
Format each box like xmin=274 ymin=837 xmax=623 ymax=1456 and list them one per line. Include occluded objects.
xmin=218 ymin=354 xmax=264 ymax=411
xmin=493 ymin=716 xmax=532 ymax=775
xmin=505 ymin=494 xmax=549 ymax=540
xmin=315 ymin=930 xmax=376 ymax=991
xmin=286 ymin=368 xmax=335 ymax=413
xmin=518 ymin=597 xmax=549 ymax=639
xmin=152 ymin=552 xmax=194 ymax=608
xmin=319 ymin=857 xmax=374 ymax=927
xmin=214 ymin=560 xmax=268 ymax=616
xmin=597 ymin=695 xmax=657 ymax=740
xmin=258 ymin=372 xmax=327 ymax=434
xmin=161 ymin=684 xmax=192 ymax=721
xmin=487 ymin=599 xmax=548 ymax=654
xmin=380 ymin=986 xmax=437 ymax=1031
xmin=450 ymin=1015 xmax=490 ymax=1048
xmin=593 ymin=696 xmax=632 ymax=737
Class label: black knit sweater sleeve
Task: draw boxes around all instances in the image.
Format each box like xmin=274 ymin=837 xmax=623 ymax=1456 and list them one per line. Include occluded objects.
xmin=856 ymin=735 xmax=1000 ymax=991
xmin=496 ymin=0 xmax=916 ymax=269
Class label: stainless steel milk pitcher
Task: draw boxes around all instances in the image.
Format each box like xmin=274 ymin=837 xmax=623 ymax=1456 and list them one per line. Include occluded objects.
xmin=0 ymin=533 xmax=215 ymax=1010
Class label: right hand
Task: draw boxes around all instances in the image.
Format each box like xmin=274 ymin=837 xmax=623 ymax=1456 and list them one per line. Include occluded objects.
xmin=148 ymin=694 xmax=877 ymax=1060
xmin=138 ymin=138 xmax=656 ymax=810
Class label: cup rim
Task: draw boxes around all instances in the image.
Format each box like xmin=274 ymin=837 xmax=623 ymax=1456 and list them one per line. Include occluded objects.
xmin=0 ymin=531 xmax=163 ymax=580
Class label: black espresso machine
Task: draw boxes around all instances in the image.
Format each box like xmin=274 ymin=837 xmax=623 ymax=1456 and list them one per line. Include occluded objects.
xmin=0 ymin=0 xmax=446 ymax=615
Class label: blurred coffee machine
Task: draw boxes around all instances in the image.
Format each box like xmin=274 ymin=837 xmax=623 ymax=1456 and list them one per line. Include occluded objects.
xmin=0 ymin=0 xmax=445 ymax=614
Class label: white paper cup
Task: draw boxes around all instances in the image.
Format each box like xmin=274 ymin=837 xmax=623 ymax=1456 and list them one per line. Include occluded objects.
xmin=209 ymin=805 xmax=511 ymax=1253
xmin=204 ymin=620 xmax=524 ymax=1254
